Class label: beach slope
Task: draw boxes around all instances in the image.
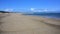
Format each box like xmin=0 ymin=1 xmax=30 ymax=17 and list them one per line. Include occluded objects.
xmin=0 ymin=13 xmax=60 ymax=34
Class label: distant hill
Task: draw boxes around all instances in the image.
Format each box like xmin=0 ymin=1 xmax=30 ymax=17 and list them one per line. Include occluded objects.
xmin=0 ymin=11 xmax=10 ymax=13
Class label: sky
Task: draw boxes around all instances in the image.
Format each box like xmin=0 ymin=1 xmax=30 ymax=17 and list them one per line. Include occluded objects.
xmin=0 ymin=0 xmax=60 ymax=12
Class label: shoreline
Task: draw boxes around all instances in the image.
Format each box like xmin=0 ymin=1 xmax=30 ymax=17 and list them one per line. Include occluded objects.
xmin=22 ymin=14 xmax=60 ymax=20
xmin=0 ymin=13 xmax=60 ymax=25
xmin=0 ymin=13 xmax=60 ymax=34
xmin=22 ymin=14 xmax=60 ymax=25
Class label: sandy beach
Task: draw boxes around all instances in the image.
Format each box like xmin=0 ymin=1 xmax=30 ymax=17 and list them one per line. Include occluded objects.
xmin=0 ymin=13 xmax=60 ymax=34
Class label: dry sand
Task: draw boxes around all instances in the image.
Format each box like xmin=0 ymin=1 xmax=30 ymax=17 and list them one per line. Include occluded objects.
xmin=0 ymin=13 xmax=60 ymax=34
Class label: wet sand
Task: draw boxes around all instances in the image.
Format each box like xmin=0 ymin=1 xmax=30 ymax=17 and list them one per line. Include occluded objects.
xmin=0 ymin=13 xmax=60 ymax=34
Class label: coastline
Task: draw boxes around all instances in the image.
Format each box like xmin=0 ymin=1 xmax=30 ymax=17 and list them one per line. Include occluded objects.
xmin=22 ymin=14 xmax=60 ymax=25
xmin=0 ymin=13 xmax=60 ymax=34
xmin=22 ymin=14 xmax=60 ymax=20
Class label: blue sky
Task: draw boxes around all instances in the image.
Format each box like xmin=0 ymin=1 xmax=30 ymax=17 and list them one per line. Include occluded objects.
xmin=0 ymin=0 xmax=60 ymax=12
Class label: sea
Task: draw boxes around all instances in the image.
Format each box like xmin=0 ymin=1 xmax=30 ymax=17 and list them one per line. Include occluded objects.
xmin=23 ymin=13 xmax=60 ymax=20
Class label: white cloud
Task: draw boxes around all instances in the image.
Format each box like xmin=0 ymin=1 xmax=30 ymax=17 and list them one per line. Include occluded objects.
xmin=30 ymin=8 xmax=49 ymax=12
xmin=4 ymin=9 xmax=13 ymax=11
xmin=43 ymin=9 xmax=48 ymax=11
xmin=4 ymin=9 xmax=9 ymax=11
xmin=30 ymin=8 xmax=35 ymax=11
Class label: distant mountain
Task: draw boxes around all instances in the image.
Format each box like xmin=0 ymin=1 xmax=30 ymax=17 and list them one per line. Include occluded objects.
xmin=0 ymin=11 xmax=10 ymax=13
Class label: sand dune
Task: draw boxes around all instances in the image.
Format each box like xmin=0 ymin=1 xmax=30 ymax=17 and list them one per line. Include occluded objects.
xmin=0 ymin=13 xmax=60 ymax=34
